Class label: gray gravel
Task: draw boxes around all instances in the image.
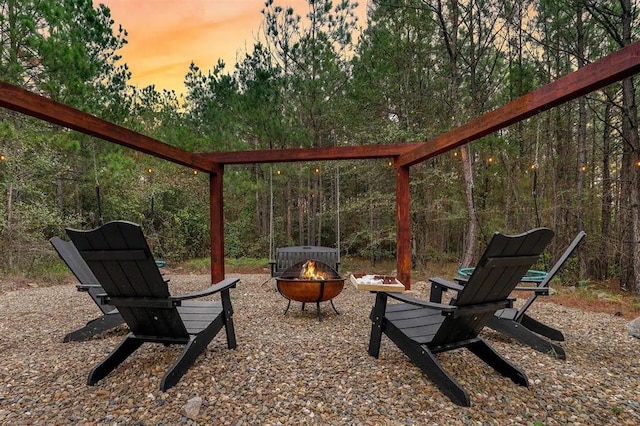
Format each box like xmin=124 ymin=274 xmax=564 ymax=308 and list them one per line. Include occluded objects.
xmin=0 ymin=273 xmax=639 ymax=425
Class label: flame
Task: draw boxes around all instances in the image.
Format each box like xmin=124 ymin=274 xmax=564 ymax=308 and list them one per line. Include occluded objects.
xmin=300 ymin=260 xmax=328 ymax=280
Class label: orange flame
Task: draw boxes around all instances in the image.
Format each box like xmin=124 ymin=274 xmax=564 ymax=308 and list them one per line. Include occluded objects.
xmin=300 ymin=260 xmax=328 ymax=280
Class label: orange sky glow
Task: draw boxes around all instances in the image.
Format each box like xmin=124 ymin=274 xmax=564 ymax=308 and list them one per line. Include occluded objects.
xmin=95 ymin=1 xmax=367 ymax=94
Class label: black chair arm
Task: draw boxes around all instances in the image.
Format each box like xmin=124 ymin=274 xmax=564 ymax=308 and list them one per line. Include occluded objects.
xmin=76 ymin=284 xmax=102 ymax=292
xmin=514 ymin=285 xmax=550 ymax=295
xmin=429 ymin=277 xmax=465 ymax=291
xmin=172 ymin=278 xmax=239 ymax=302
xmin=428 ymin=277 xmax=464 ymax=302
xmin=384 ymin=292 xmax=456 ymax=313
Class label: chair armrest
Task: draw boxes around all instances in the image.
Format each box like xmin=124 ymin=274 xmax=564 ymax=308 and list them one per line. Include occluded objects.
xmin=429 ymin=277 xmax=464 ymax=292
xmin=386 ymin=292 xmax=513 ymax=318
xmin=172 ymin=278 xmax=239 ymax=302
xmin=428 ymin=277 xmax=464 ymax=302
xmin=76 ymin=284 xmax=102 ymax=292
xmin=102 ymin=279 xmax=239 ymax=308
xmin=385 ymin=292 xmax=456 ymax=313
xmin=514 ymin=285 xmax=550 ymax=295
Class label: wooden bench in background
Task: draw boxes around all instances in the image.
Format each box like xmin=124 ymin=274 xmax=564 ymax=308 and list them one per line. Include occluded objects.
xmin=269 ymin=246 xmax=340 ymax=277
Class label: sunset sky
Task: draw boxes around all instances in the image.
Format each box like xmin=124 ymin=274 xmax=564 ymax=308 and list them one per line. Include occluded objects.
xmin=96 ymin=1 xmax=367 ymax=94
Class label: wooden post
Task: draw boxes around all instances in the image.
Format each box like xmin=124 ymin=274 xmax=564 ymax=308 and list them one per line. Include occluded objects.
xmin=210 ymin=164 xmax=225 ymax=283
xmin=396 ymin=165 xmax=411 ymax=289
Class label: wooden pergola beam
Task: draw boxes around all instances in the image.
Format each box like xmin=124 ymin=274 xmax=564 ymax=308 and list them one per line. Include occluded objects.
xmin=0 ymin=82 xmax=217 ymax=173
xmin=198 ymin=143 xmax=424 ymax=164
xmin=398 ymin=41 xmax=640 ymax=167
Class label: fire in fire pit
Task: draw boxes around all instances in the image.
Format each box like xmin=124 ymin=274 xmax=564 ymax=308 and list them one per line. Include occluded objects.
xmin=276 ymin=259 xmax=345 ymax=321
xmin=300 ymin=260 xmax=326 ymax=280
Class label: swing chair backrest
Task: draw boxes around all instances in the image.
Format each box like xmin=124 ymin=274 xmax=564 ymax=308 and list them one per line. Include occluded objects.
xmin=270 ymin=246 xmax=340 ymax=278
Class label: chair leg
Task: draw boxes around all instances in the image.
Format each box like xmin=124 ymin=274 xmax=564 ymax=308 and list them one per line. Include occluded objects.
xmin=220 ymin=290 xmax=237 ymax=350
xmin=488 ymin=317 xmax=566 ymax=359
xmin=63 ymin=313 xmax=124 ymax=343
xmin=520 ymin=313 xmax=565 ymax=341
xmin=387 ymin=333 xmax=470 ymax=406
xmin=467 ymin=338 xmax=528 ymax=387
xmin=88 ymin=333 xmax=143 ymax=386
xmin=161 ymin=335 xmax=208 ymax=391
xmin=368 ymin=293 xmax=388 ymax=358
xmin=416 ymin=345 xmax=471 ymax=407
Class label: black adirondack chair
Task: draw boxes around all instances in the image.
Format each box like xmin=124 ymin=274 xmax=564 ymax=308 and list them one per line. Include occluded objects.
xmin=368 ymin=228 xmax=554 ymax=406
xmin=487 ymin=231 xmax=586 ymax=359
xmin=50 ymin=237 xmax=125 ymax=342
xmin=66 ymin=220 xmax=239 ymax=391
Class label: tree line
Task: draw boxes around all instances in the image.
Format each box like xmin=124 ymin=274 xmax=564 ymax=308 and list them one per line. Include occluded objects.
xmin=1 ymin=0 xmax=639 ymax=292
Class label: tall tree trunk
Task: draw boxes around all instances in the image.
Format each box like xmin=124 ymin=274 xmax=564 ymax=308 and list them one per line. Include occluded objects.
xmin=619 ymin=0 xmax=640 ymax=292
xmin=575 ymin=5 xmax=587 ymax=278
xmin=460 ymin=146 xmax=479 ymax=266
xmin=433 ymin=0 xmax=479 ymax=266
xmin=620 ymin=75 xmax=640 ymax=292
xmin=599 ymin=97 xmax=613 ymax=280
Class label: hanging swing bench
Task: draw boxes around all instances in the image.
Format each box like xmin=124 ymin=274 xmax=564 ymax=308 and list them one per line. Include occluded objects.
xmin=269 ymin=245 xmax=340 ymax=278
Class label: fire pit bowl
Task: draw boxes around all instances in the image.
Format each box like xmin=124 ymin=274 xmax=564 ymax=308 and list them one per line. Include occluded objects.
xmin=275 ymin=259 xmax=345 ymax=321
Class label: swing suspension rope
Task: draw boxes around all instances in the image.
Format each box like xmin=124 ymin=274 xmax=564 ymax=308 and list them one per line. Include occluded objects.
xmin=532 ymin=120 xmax=547 ymax=270
xmin=533 ymin=121 xmax=542 ymax=229
xmin=269 ymin=166 xmax=274 ymax=262
xmin=336 ymin=165 xmax=341 ymax=262
xmin=92 ymin=143 xmax=104 ymax=225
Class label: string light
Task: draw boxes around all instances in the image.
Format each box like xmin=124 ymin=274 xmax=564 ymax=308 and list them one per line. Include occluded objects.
xmin=580 ymin=165 xmax=587 ymax=172
xmin=530 ymin=163 xmax=537 ymax=170
xmin=276 ymin=169 xmax=282 ymax=176
xmin=192 ymin=170 xmax=198 ymax=175
xmin=314 ymin=167 xmax=320 ymax=173
xmin=0 ymin=154 xmax=5 ymax=161
xmin=453 ymin=151 xmax=458 ymax=157
xmin=388 ymin=160 xmax=393 ymax=167
xmin=636 ymin=160 xmax=640 ymax=168
xmin=487 ymin=157 xmax=494 ymax=164
xmin=147 ymin=168 xmax=153 ymax=174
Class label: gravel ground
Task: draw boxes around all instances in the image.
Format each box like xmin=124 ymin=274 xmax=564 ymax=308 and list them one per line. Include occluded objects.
xmin=0 ymin=273 xmax=639 ymax=425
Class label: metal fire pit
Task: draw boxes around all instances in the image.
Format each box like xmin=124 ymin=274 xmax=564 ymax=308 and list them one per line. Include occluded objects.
xmin=275 ymin=259 xmax=345 ymax=321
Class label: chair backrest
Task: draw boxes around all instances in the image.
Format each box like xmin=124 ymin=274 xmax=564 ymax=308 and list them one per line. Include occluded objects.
xmin=50 ymin=236 xmax=116 ymax=315
xmin=515 ymin=231 xmax=586 ymax=321
xmin=433 ymin=228 xmax=554 ymax=346
xmin=66 ymin=221 xmax=188 ymax=338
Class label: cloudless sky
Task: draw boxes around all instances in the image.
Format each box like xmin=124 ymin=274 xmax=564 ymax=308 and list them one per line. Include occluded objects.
xmin=96 ymin=1 xmax=367 ymax=94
